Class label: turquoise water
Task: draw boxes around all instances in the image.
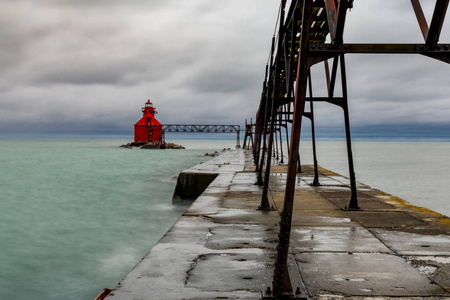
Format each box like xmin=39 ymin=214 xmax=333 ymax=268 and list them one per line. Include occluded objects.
xmin=0 ymin=139 xmax=235 ymax=300
xmin=1 ymin=139 xmax=449 ymax=300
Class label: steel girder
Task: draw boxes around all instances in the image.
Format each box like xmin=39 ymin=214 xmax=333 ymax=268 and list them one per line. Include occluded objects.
xmin=253 ymin=0 xmax=450 ymax=297
xmin=162 ymin=124 xmax=240 ymax=133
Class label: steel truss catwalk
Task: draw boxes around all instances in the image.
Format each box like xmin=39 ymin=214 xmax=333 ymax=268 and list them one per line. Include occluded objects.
xmin=252 ymin=0 xmax=450 ymax=297
xmin=162 ymin=124 xmax=240 ymax=133
xmin=162 ymin=124 xmax=241 ymax=146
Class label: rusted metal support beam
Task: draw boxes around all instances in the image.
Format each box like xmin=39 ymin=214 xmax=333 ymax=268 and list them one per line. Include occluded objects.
xmin=309 ymin=43 xmax=450 ymax=54
xmin=277 ymin=96 xmax=345 ymax=106
xmin=261 ymin=1 xmax=287 ymax=210
xmin=284 ymin=0 xmax=300 ymax=30
xmin=236 ymin=131 xmax=240 ymax=148
xmin=307 ymin=71 xmax=320 ymax=186
xmin=410 ymin=0 xmax=429 ymax=41
xmin=243 ymin=119 xmax=254 ymax=150
xmin=278 ymin=112 xmax=285 ymax=163
xmin=254 ymin=118 xmax=261 ymax=166
xmin=284 ymin=105 xmax=291 ymax=164
xmin=254 ymin=65 xmax=269 ymax=170
xmin=427 ymin=0 xmax=449 ymax=47
xmin=324 ymin=0 xmax=348 ymax=45
xmin=328 ymin=56 xmax=339 ymax=97
xmin=309 ymin=43 xmax=450 ymax=64
xmin=324 ymin=0 xmax=338 ymax=41
xmin=286 ymin=11 xmax=299 ymax=99
xmin=281 ymin=7 xmax=298 ymax=172
xmin=272 ymin=0 xmax=314 ymax=296
xmin=257 ymin=105 xmax=268 ymax=185
xmin=274 ymin=122 xmax=279 ymax=160
xmin=325 ymin=59 xmax=331 ymax=94
xmin=254 ymin=80 xmax=266 ymax=170
xmin=253 ymin=114 xmax=259 ymax=164
xmin=340 ymin=54 xmax=359 ymax=210
xmin=334 ymin=0 xmax=349 ymax=45
xmin=258 ymin=38 xmax=276 ymax=186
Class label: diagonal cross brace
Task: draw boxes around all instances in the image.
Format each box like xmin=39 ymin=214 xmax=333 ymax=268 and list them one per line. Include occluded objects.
xmin=411 ymin=0 xmax=449 ymax=47
xmin=324 ymin=0 xmax=348 ymax=45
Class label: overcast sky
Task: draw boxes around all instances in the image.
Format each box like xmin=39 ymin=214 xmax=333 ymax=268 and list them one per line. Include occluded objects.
xmin=0 ymin=0 xmax=449 ymax=137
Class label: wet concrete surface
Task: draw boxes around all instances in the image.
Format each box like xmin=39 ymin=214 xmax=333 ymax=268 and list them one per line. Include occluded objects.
xmin=295 ymin=252 xmax=444 ymax=296
xmin=105 ymin=150 xmax=450 ymax=299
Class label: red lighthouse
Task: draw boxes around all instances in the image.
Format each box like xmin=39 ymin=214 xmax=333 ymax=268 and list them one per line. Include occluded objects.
xmin=134 ymin=100 xmax=163 ymax=144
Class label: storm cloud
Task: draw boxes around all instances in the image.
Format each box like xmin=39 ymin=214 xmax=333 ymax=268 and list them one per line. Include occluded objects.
xmin=0 ymin=0 xmax=449 ymax=137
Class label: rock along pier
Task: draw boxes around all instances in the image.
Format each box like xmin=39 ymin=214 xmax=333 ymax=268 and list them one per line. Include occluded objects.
xmin=103 ymin=149 xmax=450 ymax=300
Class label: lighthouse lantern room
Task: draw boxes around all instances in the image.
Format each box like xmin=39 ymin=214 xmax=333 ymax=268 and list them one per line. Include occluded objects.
xmin=134 ymin=100 xmax=163 ymax=144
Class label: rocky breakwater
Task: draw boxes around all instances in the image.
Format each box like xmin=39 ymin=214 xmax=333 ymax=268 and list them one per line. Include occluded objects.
xmin=120 ymin=142 xmax=185 ymax=149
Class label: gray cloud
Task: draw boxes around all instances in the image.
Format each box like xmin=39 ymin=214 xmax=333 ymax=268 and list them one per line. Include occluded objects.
xmin=0 ymin=0 xmax=449 ymax=137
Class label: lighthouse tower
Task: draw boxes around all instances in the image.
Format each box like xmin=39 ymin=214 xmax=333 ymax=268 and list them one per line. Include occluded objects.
xmin=134 ymin=100 xmax=163 ymax=144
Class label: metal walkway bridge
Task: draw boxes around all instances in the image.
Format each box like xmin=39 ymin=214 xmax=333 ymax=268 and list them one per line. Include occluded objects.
xmin=162 ymin=124 xmax=241 ymax=146
xmin=250 ymin=0 xmax=450 ymax=297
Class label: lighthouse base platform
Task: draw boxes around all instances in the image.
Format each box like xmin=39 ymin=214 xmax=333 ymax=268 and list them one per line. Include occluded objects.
xmin=120 ymin=141 xmax=185 ymax=149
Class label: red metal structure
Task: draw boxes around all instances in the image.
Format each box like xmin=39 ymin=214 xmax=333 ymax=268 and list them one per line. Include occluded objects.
xmin=134 ymin=100 xmax=163 ymax=144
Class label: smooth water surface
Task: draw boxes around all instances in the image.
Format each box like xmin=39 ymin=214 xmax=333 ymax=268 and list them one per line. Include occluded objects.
xmin=1 ymin=138 xmax=449 ymax=300
xmin=298 ymin=141 xmax=450 ymax=217
xmin=0 ymin=139 xmax=232 ymax=300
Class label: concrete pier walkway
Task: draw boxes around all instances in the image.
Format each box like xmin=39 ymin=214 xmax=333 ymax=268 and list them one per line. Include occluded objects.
xmin=105 ymin=149 xmax=450 ymax=299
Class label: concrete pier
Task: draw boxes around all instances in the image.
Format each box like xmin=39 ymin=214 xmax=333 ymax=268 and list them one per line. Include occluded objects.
xmin=105 ymin=149 xmax=450 ymax=299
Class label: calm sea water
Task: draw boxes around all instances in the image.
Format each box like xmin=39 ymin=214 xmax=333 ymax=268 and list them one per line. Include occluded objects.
xmin=0 ymin=139 xmax=236 ymax=300
xmin=298 ymin=140 xmax=450 ymax=217
xmin=0 ymin=138 xmax=449 ymax=300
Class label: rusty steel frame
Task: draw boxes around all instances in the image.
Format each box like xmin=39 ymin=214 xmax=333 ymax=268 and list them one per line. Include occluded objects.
xmin=260 ymin=1 xmax=287 ymax=211
xmin=243 ymin=118 xmax=255 ymax=149
xmin=252 ymin=0 xmax=450 ymax=297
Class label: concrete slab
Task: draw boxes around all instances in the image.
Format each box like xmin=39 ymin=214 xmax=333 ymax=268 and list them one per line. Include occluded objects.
xmin=290 ymin=214 xmax=355 ymax=226
xmin=206 ymin=208 xmax=280 ymax=225
xmin=205 ymin=224 xmax=278 ymax=250
xmin=230 ymin=184 xmax=263 ymax=192
xmin=344 ymin=211 xmax=428 ymax=228
xmin=308 ymin=177 xmax=349 ymax=187
xmin=319 ymin=190 xmax=397 ymax=210
xmin=290 ymin=226 xmax=393 ymax=253
xmin=184 ymin=195 xmax=222 ymax=216
xmin=295 ymin=252 xmax=446 ymax=296
xmin=105 ymin=150 xmax=450 ymax=300
xmin=221 ymin=192 xmax=263 ymax=209
xmin=232 ymin=172 xmax=258 ymax=185
xmin=272 ymin=189 xmax=340 ymax=211
xmin=371 ymin=229 xmax=450 ymax=256
xmin=185 ymin=252 xmax=273 ymax=292
xmin=405 ymin=256 xmax=450 ymax=292
xmin=201 ymin=186 xmax=229 ymax=194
